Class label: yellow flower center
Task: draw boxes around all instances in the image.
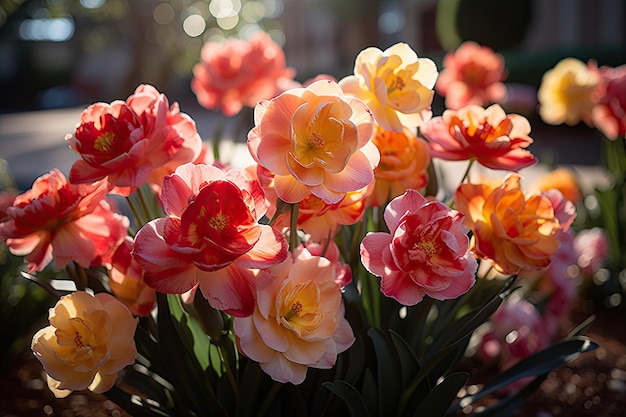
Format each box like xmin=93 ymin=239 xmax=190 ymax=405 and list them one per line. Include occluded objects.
xmin=284 ymin=300 xmax=303 ymax=321
xmin=387 ymin=75 xmax=406 ymax=94
xmin=308 ymin=132 xmax=326 ymax=149
xmin=279 ymin=281 xmax=323 ymax=336
xmin=94 ymin=132 xmax=116 ymax=154
xmin=417 ymin=240 xmax=438 ymax=257
xmin=73 ymin=331 xmax=85 ymax=348
xmin=209 ymin=212 xmax=229 ymax=232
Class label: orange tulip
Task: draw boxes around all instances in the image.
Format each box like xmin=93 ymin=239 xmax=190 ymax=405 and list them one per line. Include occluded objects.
xmin=454 ymin=174 xmax=560 ymax=275
xmin=367 ymin=124 xmax=430 ymax=207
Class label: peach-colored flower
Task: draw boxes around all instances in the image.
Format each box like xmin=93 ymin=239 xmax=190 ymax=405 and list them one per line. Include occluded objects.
xmin=533 ymin=167 xmax=582 ymax=204
xmin=339 ymin=43 xmax=438 ymax=132
xmin=247 ymin=80 xmax=379 ymax=204
xmin=454 ymin=173 xmax=561 ymax=276
xmin=108 ymin=237 xmax=156 ymax=317
xmin=435 ymin=41 xmax=507 ymax=110
xmin=360 ymin=189 xmax=477 ymax=306
xmin=31 ymin=291 xmax=138 ymax=398
xmin=233 ymin=249 xmax=354 ymax=384
xmin=257 ymin=164 xmax=369 ymax=243
xmin=132 ymin=163 xmax=288 ymax=317
xmin=67 ymin=84 xmax=202 ymax=196
xmin=191 ymin=32 xmax=297 ymax=117
xmin=420 ymin=104 xmax=537 ymax=171
xmin=0 ymin=169 xmax=128 ymax=273
xmin=592 ymin=64 xmax=626 ymax=140
xmin=537 ymin=58 xmax=600 ymax=126
xmin=296 ymin=241 xmax=352 ymax=288
xmin=367 ymin=124 xmax=430 ymax=207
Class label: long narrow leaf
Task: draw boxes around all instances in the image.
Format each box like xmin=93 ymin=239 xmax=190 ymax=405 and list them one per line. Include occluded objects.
xmin=413 ymin=372 xmax=468 ymax=417
xmin=448 ymin=336 xmax=598 ymax=414
xmin=323 ymin=381 xmax=371 ymax=417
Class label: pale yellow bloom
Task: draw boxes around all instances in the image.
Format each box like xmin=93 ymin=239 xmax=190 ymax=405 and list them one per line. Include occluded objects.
xmin=537 ymin=58 xmax=600 ymax=126
xmin=339 ymin=43 xmax=438 ymax=132
xmin=31 ymin=291 xmax=138 ymax=398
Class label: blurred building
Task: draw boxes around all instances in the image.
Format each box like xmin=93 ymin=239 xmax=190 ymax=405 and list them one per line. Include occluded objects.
xmin=0 ymin=0 xmax=624 ymax=113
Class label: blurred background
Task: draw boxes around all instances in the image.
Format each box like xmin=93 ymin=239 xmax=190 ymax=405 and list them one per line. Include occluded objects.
xmin=0 ymin=0 xmax=624 ymax=113
xmin=1 ymin=3 xmax=625 ymax=414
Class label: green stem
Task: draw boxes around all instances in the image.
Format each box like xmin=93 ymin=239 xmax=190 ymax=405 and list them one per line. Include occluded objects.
xmin=289 ymin=202 xmax=300 ymax=252
xmin=72 ymin=262 xmax=88 ymax=291
xmin=257 ymin=382 xmax=281 ymax=417
xmin=460 ymin=159 xmax=475 ymax=184
xmin=217 ymin=341 xmax=239 ymax=397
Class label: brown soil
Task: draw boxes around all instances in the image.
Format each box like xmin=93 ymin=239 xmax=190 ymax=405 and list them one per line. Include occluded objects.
xmin=1 ymin=307 xmax=624 ymax=417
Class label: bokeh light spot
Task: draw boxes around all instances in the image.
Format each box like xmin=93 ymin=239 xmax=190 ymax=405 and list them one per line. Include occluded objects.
xmin=80 ymin=0 xmax=105 ymax=9
xmin=217 ymin=14 xmax=239 ymax=30
xmin=183 ymin=14 xmax=206 ymax=37
xmin=153 ymin=3 xmax=175 ymax=25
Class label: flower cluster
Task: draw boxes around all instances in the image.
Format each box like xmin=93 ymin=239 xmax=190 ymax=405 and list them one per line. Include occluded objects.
xmin=1 ymin=35 xmax=609 ymax=416
xmin=537 ymin=57 xmax=626 ymax=140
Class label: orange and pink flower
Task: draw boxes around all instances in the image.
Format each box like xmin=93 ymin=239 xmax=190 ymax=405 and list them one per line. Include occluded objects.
xmin=592 ymin=64 xmax=626 ymax=140
xmin=108 ymin=237 xmax=156 ymax=317
xmin=420 ymin=104 xmax=537 ymax=171
xmin=454 ymin=173 xmax=561 ymax=276
xmin=31 ymin=291 xmax=138 ymax=398
xmin=0 ymin=169 xmax=128 ymax=273
xmin=367 ymin=124 xmax=430 ymax=207
xmin=67 ymin=84 xmax=202 ymax=196
xmin=247 ymin=80 xmax=379 ymax=205
xmin=435 ymin=41 xmax=507 ymax=110
xmin=191 ymin=32 xmax=297 ymax=117
xmin=339 ymin=43 xmax=438 ymax=132
xmin=132 ymin=163 xmax=288 ymax=317
xmin=360 ymin=189 xmax=477 ymax=306
xmin=233 ymin=249 xmax=354 ymax=384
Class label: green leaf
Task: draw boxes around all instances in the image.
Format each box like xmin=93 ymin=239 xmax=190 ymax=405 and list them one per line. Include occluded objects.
xmin=105 ymin=385 xmax=173 ymax=417
xmin=413 ymin=372 xmax=468 ymax=417
xmin=368 ymin=327 xmax=402 ymax=416
xmin=467 ymin=374 xmax=548 ymax=417
xmin=156 ymin=293 xmax=227 ymax=417
xmin=323 ymin=381 xmax=371 ymax=417
xmin=167 ymin=293 xmax=211 ymax=371
xmin=389 ymin=330 xmax=420 ymax=388
xmin=449 ymin=336 xmax=598 ymax=414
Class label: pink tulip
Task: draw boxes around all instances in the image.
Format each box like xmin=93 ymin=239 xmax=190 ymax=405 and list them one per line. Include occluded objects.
xmin=67 ymin=84 xmax=202 ymax=196
xmin=132 ymin=163 xmax=288 ymax=317
xmin=191 ymin=32 xmax=297 ymax=116
xmin=360 ymin=189 xmax=477 ymax=305
xmin=0 ymin=169 xmax=128 ymax=273
xmin=420 ymin=104 xmax=537 ymax=171
xmin=435 ymin=41 xmax=507 ymax=110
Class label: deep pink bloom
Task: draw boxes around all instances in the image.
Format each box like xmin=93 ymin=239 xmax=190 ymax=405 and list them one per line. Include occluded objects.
xmin=132 ymin=163 xmax=288 ymax=317
xmin=360 ymin=189 xmax=477 ymax=305
xmin=67 ymin=84 xmax=202 ymax=196
xmin=0 ymin=169 xmax=128 ymax=273
xmin=436 ymin=41 xmax=507 ymax=110
xmin=592 ymin=64 xmax=626 ymax=140
xmin=420 ymin=104 xmax=537 ymax=171
xmin=191 ymin=32 xmax=297 ymax=116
